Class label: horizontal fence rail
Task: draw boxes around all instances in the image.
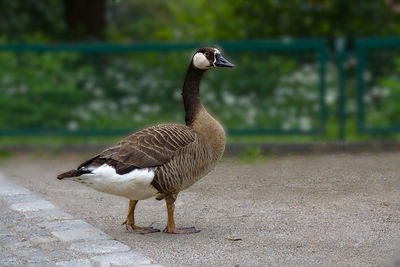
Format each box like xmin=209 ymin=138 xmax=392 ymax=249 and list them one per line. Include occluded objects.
xmin=0 ymin=39 xmax=329 ymax=52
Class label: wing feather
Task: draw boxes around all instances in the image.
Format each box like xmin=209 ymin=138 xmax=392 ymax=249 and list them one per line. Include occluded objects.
xmin=78 ymin=124 xmax=196 ymax=174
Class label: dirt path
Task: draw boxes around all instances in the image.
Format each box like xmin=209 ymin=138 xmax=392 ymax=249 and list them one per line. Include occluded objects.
xmin=1 ymin=152 xmax=399 ymax=266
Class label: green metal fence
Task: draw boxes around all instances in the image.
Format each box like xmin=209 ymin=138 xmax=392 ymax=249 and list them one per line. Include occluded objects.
xmin=0 ymin=40 xmax=329 ymax=137
xmin=355 ymin=37 xmax=400 ymax=135
xmin=1 ymin=38 xmax=400 ymax=139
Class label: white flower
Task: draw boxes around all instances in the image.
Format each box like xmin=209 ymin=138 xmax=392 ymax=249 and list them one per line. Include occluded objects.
xmin=121 ymin=96 xmax=138 ymax=106
xmin=364 ymin=95 xmax=371 ymax=103
xmin=139 ymin=104 xmax=152 ymax=113
xmin=133 ymin=114 xmax=143 ymax=122
xmin=108 ymin=102 xmax=118 ymax=111
xmin=304 ymin=90 xmax=317 ymax=101
xmin=222 ymin=91 xmax=235 ymax=105
xmin=19 ymin=85 xmax=28 ymax=94
xmin=84 ymin=81 xmax=95 ymax=90
xmin=89 ymin=101 xmax=105 ymax=112
xmin=363 ymin=71 xmax=372 ymax=82
xmin=74 ymin=108 xmax=91 ymax=121
xmin=152 ymin=104 xmax=161 ymax=113
xmin=305 ymin=72 xmax=318 ymax=84
xmin=299 ymin=116 xmax=312 ymax=131
xmin=204 ymin=91 xmax=216 ymax=102
xmin=325 ymin=90 xmax=337 ymax=104
xmin=303 ymin=64 xmax=312 ymax=73
xmin=381 ymin=88 xmax=390 ymax=98
xmin=269 ymin=107 xmax=277 ymax=117
xmin=293 ymin=71 xmax=304 ymax=83
xmin=247 ymin=108 xmax=257 ymax=125
xmin=281 ymin=121 xmax=291 ymax=131
xmin=371 ymin=86 xmax=381 ymax=97
xmin=67 ymin=121 xmax=78 ymax=131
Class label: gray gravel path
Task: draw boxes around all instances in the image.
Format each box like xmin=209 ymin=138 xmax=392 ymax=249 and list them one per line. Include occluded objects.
xmin=1 ymin=152 xmax=400 ymax=266
xmin=0 ymin=173 xmax=163 ymax=266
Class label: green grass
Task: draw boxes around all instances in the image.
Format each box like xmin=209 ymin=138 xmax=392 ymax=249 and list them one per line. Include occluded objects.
xmin=0 ymin=148 xmax=12 ymax=162
xmin=239 ymin=146 xmax=263 ymax=163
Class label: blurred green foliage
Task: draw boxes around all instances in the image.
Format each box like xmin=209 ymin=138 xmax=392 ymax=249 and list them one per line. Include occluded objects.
xmin=1 ymin=0 xmax=400 ymax=42
xmin=0 ymin=0 xmax=400 ymax=141
xmin=363 ymin=50 xmax=400 ymax=128
xmin=106 ymin=0 xmax=400 ymax=43
xmin=0 ymin=49 xmax=336 ymax=133
xmin=0 ymin=0 xmax=65 ymax=42
xmin=0 ymin=51 xmax=92 ymax=129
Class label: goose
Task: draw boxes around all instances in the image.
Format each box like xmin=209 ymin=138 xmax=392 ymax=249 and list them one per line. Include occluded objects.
xmin=57 ymin=47 xmax=234 ymax=234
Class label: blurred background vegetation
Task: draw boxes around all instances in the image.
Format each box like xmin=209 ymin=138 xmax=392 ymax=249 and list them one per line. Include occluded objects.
xmin=1 ymin=0 xmax=400 ymax=146
xmin=2 ymin=0 xmax=399 ymax=42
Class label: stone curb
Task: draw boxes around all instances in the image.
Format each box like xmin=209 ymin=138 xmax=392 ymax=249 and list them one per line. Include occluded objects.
xmin=0 ymin=173 xmax=164 ymax=266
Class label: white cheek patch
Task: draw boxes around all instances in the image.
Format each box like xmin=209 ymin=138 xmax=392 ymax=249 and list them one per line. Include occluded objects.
xmin=193 ymin=52 xmax=211 ymax=69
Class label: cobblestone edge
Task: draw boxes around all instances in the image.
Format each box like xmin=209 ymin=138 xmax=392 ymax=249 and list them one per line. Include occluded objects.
xmin=0 ymin=173 xmax=164 ymax=267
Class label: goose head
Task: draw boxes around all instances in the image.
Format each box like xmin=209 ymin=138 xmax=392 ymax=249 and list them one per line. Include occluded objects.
xmin=192 ymin=47 xmax=235 ymax=70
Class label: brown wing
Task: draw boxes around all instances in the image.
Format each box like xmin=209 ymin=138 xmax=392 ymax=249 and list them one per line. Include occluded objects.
xmin=78 ymin=124 xmax=196 ymax=174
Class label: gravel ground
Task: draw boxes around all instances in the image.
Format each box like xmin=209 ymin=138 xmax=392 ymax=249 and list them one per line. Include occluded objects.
xmin=1 ymin=151 xmax=399 ymax=266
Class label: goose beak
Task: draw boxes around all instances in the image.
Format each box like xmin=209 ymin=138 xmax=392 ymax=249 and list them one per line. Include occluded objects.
xmin=215 ymin=53 xmax=235 ymax=68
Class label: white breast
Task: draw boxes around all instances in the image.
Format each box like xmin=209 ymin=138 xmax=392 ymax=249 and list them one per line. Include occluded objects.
xmin=79 ymin=164 xmax=158 ymax=200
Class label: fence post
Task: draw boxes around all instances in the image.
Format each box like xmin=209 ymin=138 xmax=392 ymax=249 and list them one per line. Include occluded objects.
xmin=355 ymin=40 xmax=366 ymax=134
xmin=336 ymin=37 xmax=347 ymax=140
xmin=318 ymin=42 xmax=328 ymax=135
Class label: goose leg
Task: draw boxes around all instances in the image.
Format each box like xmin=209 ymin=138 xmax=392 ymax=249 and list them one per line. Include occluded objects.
xmin=122 ymin=200 xmax=159 ymax=234
xmin=163 ymin=195 xmax=200 ymax=234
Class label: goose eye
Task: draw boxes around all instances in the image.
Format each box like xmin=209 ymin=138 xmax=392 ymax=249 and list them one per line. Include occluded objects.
xmin=204 ymin=52 xmax=210 ymax=57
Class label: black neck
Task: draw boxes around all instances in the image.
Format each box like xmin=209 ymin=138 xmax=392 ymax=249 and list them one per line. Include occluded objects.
xmin=182 ymin=63 xmax=206 ymax=126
